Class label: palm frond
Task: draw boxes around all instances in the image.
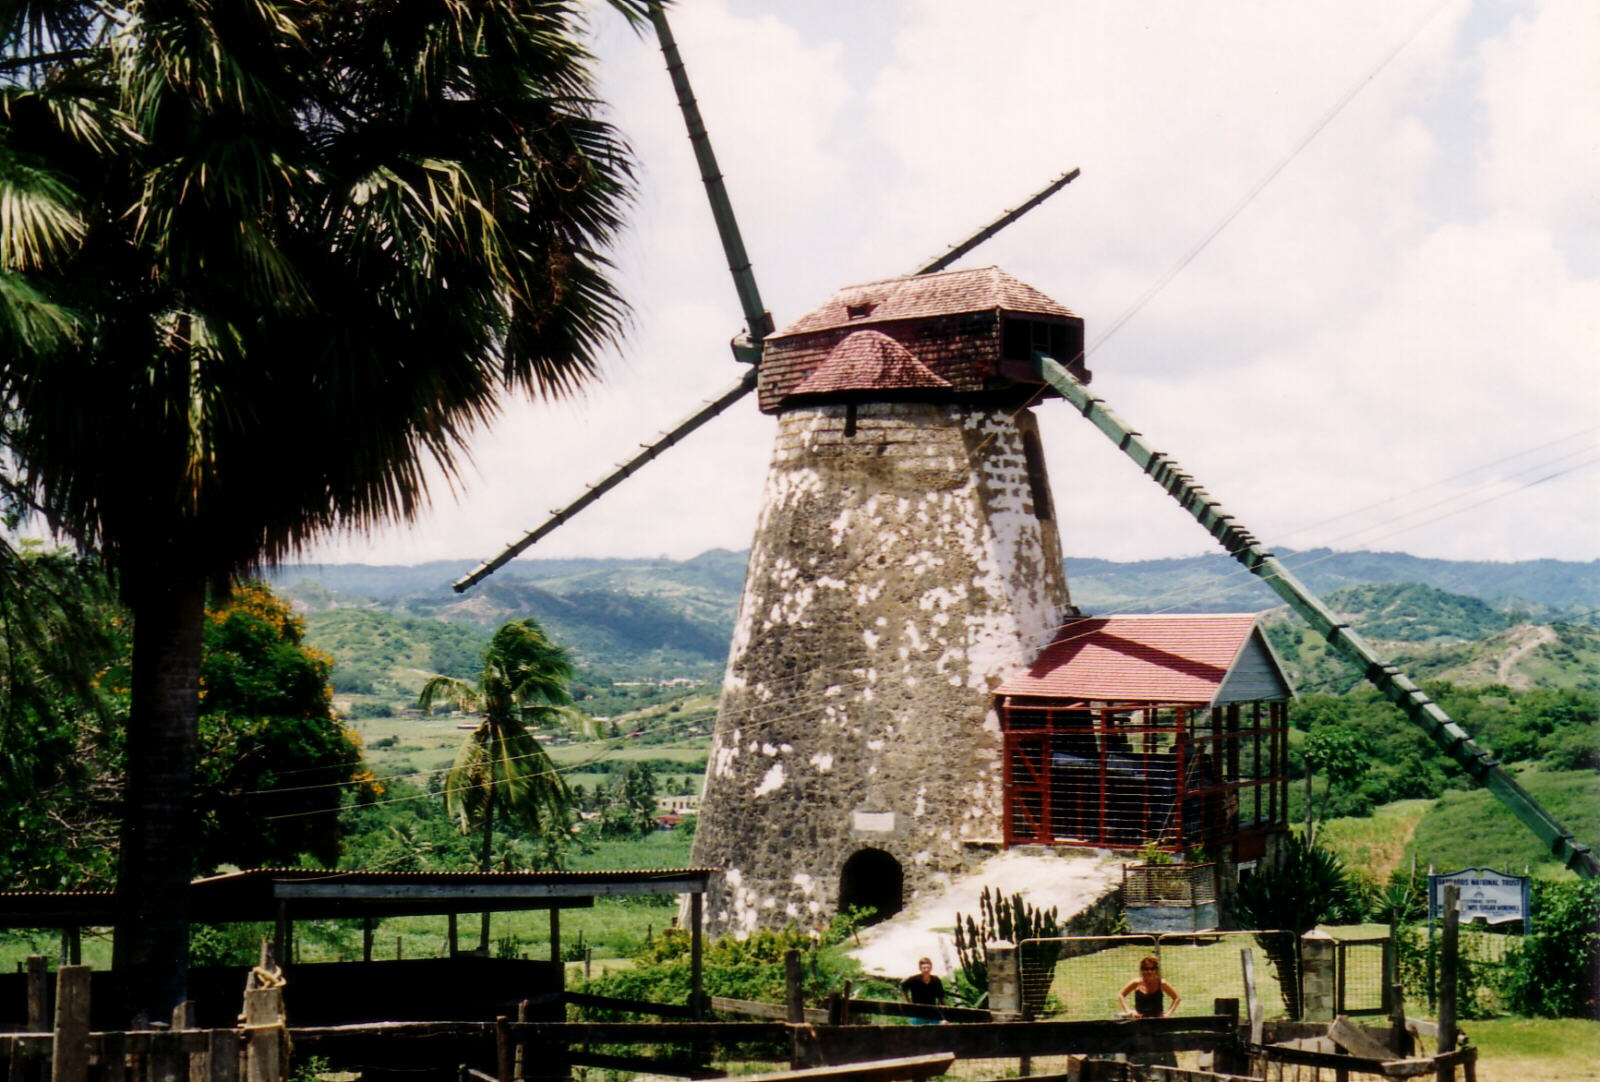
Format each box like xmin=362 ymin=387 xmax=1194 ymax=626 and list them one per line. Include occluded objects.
xmin=0 ymin=147 xmax=84 ymax=269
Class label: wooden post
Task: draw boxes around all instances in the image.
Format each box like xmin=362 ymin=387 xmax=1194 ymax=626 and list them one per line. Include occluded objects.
xmin=448 ymin=913 xmax=460 ymax=957
xmin=841 ymin=980 xmax=854 ymax=1025
xmin=1212 ymin=997 xmax=1248 ymax=1076
xmin=149 ymin=1031 xmax=185 ymax=1082
xmin=514 ymin=1000 xmax=529 ymax=1081
xmin=690 ymin=893 xmax=704 ymax=1022
xmin=784 ymin=950 xmax=804 ymax=1024
xmin=274 ymin=902 xmax=290 ymax=971
xmin=243 ymin=986 xmax=285 ymax=1082
xmin=99 ymin=1033 xmax=127 ymax=1082
xmin=171 ymin=1002 xmax=195 ymax=1030
xmin=396 ymin=935 xmax=404 ymax=961
xmin=363 ymin=918 xmax=374 ymax=963
xmin=1241 ymin=948 xmax=1263 ymax=1047
xmin=207 ymin=1031 xmax=240 ymax=1082
xmin=51 ymin=965 xmax=91 ymax=1082
xmin=549 ymin=908 xmax=561 ymax=966
xmin=26 ymin=956 xmax=48 ymax=1033
xmin=495 ymin=1016 xmax=513 ymax=1082
xmin=1389 ymin=981 xmax=1412 ymax=1057
xmin=1438 ymin=884 xmax=1460 ymax=1055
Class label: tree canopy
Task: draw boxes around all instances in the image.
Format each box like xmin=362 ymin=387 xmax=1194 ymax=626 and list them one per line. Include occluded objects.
xmin=1 ymin=0 xmax=637 ymax=1019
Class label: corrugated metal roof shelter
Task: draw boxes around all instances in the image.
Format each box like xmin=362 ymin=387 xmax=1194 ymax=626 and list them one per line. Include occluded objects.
xmin=995 ymin=615 xmax=1292 ymax=858
xmin=0 ymin=867 xmax=714 ymax=990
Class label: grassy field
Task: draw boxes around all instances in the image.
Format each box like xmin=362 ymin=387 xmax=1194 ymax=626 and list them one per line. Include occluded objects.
xmin=1406 ymin=766 xmax=1600 ymax=878
xmin=1316 ymin=798 xmax=1433 ymax=882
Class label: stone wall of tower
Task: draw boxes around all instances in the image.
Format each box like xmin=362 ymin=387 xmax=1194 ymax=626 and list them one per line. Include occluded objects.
xmin=690 ymin=401 xmax=1072 ymax=935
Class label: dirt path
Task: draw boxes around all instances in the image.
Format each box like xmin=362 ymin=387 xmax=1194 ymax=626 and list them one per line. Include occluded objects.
xmin=1496 ymin=623 xmax=1555 ymax=684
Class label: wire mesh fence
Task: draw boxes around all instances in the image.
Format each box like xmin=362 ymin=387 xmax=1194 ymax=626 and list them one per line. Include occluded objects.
xmin=1021 ymin=931 xmax=1301 ymax=1021
xmin=1334 ymin=936 xmax=1390 ymax=1015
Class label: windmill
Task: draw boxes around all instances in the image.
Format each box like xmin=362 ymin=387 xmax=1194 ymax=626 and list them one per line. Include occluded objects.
xmin=455 ymin=3 xmax=1596 ymax=933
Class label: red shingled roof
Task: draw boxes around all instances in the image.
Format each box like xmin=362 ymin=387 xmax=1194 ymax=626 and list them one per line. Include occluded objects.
xmin=995 ymin=614 xmax=1267 ymax=703
xmin=786 ymin=329 xmax=951 ymax=398
xmin=772 ymin=265 xmax=1077 ymax=338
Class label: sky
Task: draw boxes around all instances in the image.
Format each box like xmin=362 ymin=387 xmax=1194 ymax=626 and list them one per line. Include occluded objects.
xmin=306 ymin=0 xmax=1599 ymax=571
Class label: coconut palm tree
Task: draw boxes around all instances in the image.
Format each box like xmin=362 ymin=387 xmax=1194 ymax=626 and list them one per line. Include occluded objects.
xmin=420 ymin=618 xmax=578 ymax=950
xmin=1 ymin=0 xmax=638 ymax=1020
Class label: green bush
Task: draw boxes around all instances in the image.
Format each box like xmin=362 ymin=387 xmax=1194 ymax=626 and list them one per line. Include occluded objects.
xmin=578 ymin=922 xmax=860 ymax=1014
xmin=1500 ymin=880 xmax=1600 ymax=1018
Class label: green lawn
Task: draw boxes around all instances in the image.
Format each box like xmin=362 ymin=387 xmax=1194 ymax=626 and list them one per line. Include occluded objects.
xmin=1465 ymin=1017 xmax=1600 ymax=1082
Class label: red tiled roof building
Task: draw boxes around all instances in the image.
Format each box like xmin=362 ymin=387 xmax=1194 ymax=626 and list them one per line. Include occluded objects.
xmin=995 ymin=614 xmax=1293 ymax=858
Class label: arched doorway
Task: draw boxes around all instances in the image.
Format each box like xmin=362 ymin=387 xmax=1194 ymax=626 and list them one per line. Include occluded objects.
xmin=838 ymin=848 xmax=903 ymax=925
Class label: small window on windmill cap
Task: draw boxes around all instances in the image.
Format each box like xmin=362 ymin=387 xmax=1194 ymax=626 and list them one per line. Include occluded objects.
xmin=844 ymin=297 xmax=876 ymax=319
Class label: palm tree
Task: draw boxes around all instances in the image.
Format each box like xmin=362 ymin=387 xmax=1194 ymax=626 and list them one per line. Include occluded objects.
xmin=1 ymin=1 xmax=639 ymax=1020
xmin=420 ymin=618 xmax=577 ymax=950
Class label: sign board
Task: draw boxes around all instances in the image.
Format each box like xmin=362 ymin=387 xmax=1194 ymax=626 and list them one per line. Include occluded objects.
xmin=1428 ymin=867 xmax=1531 ymax=926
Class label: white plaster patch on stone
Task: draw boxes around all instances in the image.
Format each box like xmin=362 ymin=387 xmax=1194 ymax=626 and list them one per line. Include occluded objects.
xmin=902 ymin=620 xmax=926 ymax=652
xmin=761 ymin=743 xmax=778 ymax=756
xmin=828 ymin=504 xmax=854 ymax=547
xmin=914 ymin=850 xmax=932 ymax=865
xmin=913 ymin=791 xmax=927 ymax=817
xmin=825 ymin=685 xmax=843 ymax=697
xmin=794 ymin=873 xmax=815 ymax=896
xmin=876 ymin=617 xmax=888 ymax=627
xmin=811 ymin=752 xmax=834 ymax=772
xmin=918 ymin=586 xmax=961 ymax=612
xmin=866 ymin=739 xmax=885 ymax=752
xmin=780 ymin=743 xmax=792 ymax=754
xmin=786 ymin=903 xmax=799 ymax=917
xmin=754 ymin=763 xmax=786 ymax=796
xmin=853 ymin=810 xmax=896 ymax=832
xmin=863 ymin=629 xmax=879 ymax=649
xmin=712 ymin=736 xmax=740 ymax=779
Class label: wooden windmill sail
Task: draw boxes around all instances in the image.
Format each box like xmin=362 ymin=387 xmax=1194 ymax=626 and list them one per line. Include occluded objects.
xmin=455 ymin=0 xmax=1596 ymax=929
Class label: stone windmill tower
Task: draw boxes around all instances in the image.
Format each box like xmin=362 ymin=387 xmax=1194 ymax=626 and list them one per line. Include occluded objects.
xmin=692 ymin=269 xmax=1088 ymax=933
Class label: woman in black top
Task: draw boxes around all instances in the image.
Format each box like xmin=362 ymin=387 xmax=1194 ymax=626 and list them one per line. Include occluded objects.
xmin=1118 ymin=956 xmax=1180 ymax=1018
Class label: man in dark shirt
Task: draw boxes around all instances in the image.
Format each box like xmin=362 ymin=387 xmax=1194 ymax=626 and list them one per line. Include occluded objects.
xmin=900 ymin=957 xmax=946 ymax=1023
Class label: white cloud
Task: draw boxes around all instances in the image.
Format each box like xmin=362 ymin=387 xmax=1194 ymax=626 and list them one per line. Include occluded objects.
xmin=299 ymin=0 xmax=1598 ymax=569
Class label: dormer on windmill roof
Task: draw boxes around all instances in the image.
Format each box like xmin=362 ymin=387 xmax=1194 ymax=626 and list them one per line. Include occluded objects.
xmin=995 ymin=614 xmax=1294 ymax=706
xmin=785 ymin=329 xmax=952 ymax=399
xmin=757 ymin=266 xmax=1087 ymax=413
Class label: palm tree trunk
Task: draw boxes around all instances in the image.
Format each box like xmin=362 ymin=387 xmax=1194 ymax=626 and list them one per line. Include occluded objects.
xmin=112 ymin=562 xmax=205 ymax=1024
xmin=479 ymin=786 xmax=495 ymax=951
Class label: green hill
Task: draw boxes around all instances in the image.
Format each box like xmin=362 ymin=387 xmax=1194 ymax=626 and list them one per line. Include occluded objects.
xmin=1405 ymin=766 xmax=1600 ymax=879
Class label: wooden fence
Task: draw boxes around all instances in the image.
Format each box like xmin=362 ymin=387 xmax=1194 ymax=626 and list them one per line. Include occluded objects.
xmin=0 ymin=964 xmax=287 ymax=1082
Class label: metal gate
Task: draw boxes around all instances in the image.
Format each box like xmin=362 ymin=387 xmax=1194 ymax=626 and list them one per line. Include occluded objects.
xmin=1335 ymin=935 xmax=1392 ymax=1016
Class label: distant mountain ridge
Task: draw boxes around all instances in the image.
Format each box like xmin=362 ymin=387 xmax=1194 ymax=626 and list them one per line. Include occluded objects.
xmin=272 ymin=548 xmax=1598 ymax=688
